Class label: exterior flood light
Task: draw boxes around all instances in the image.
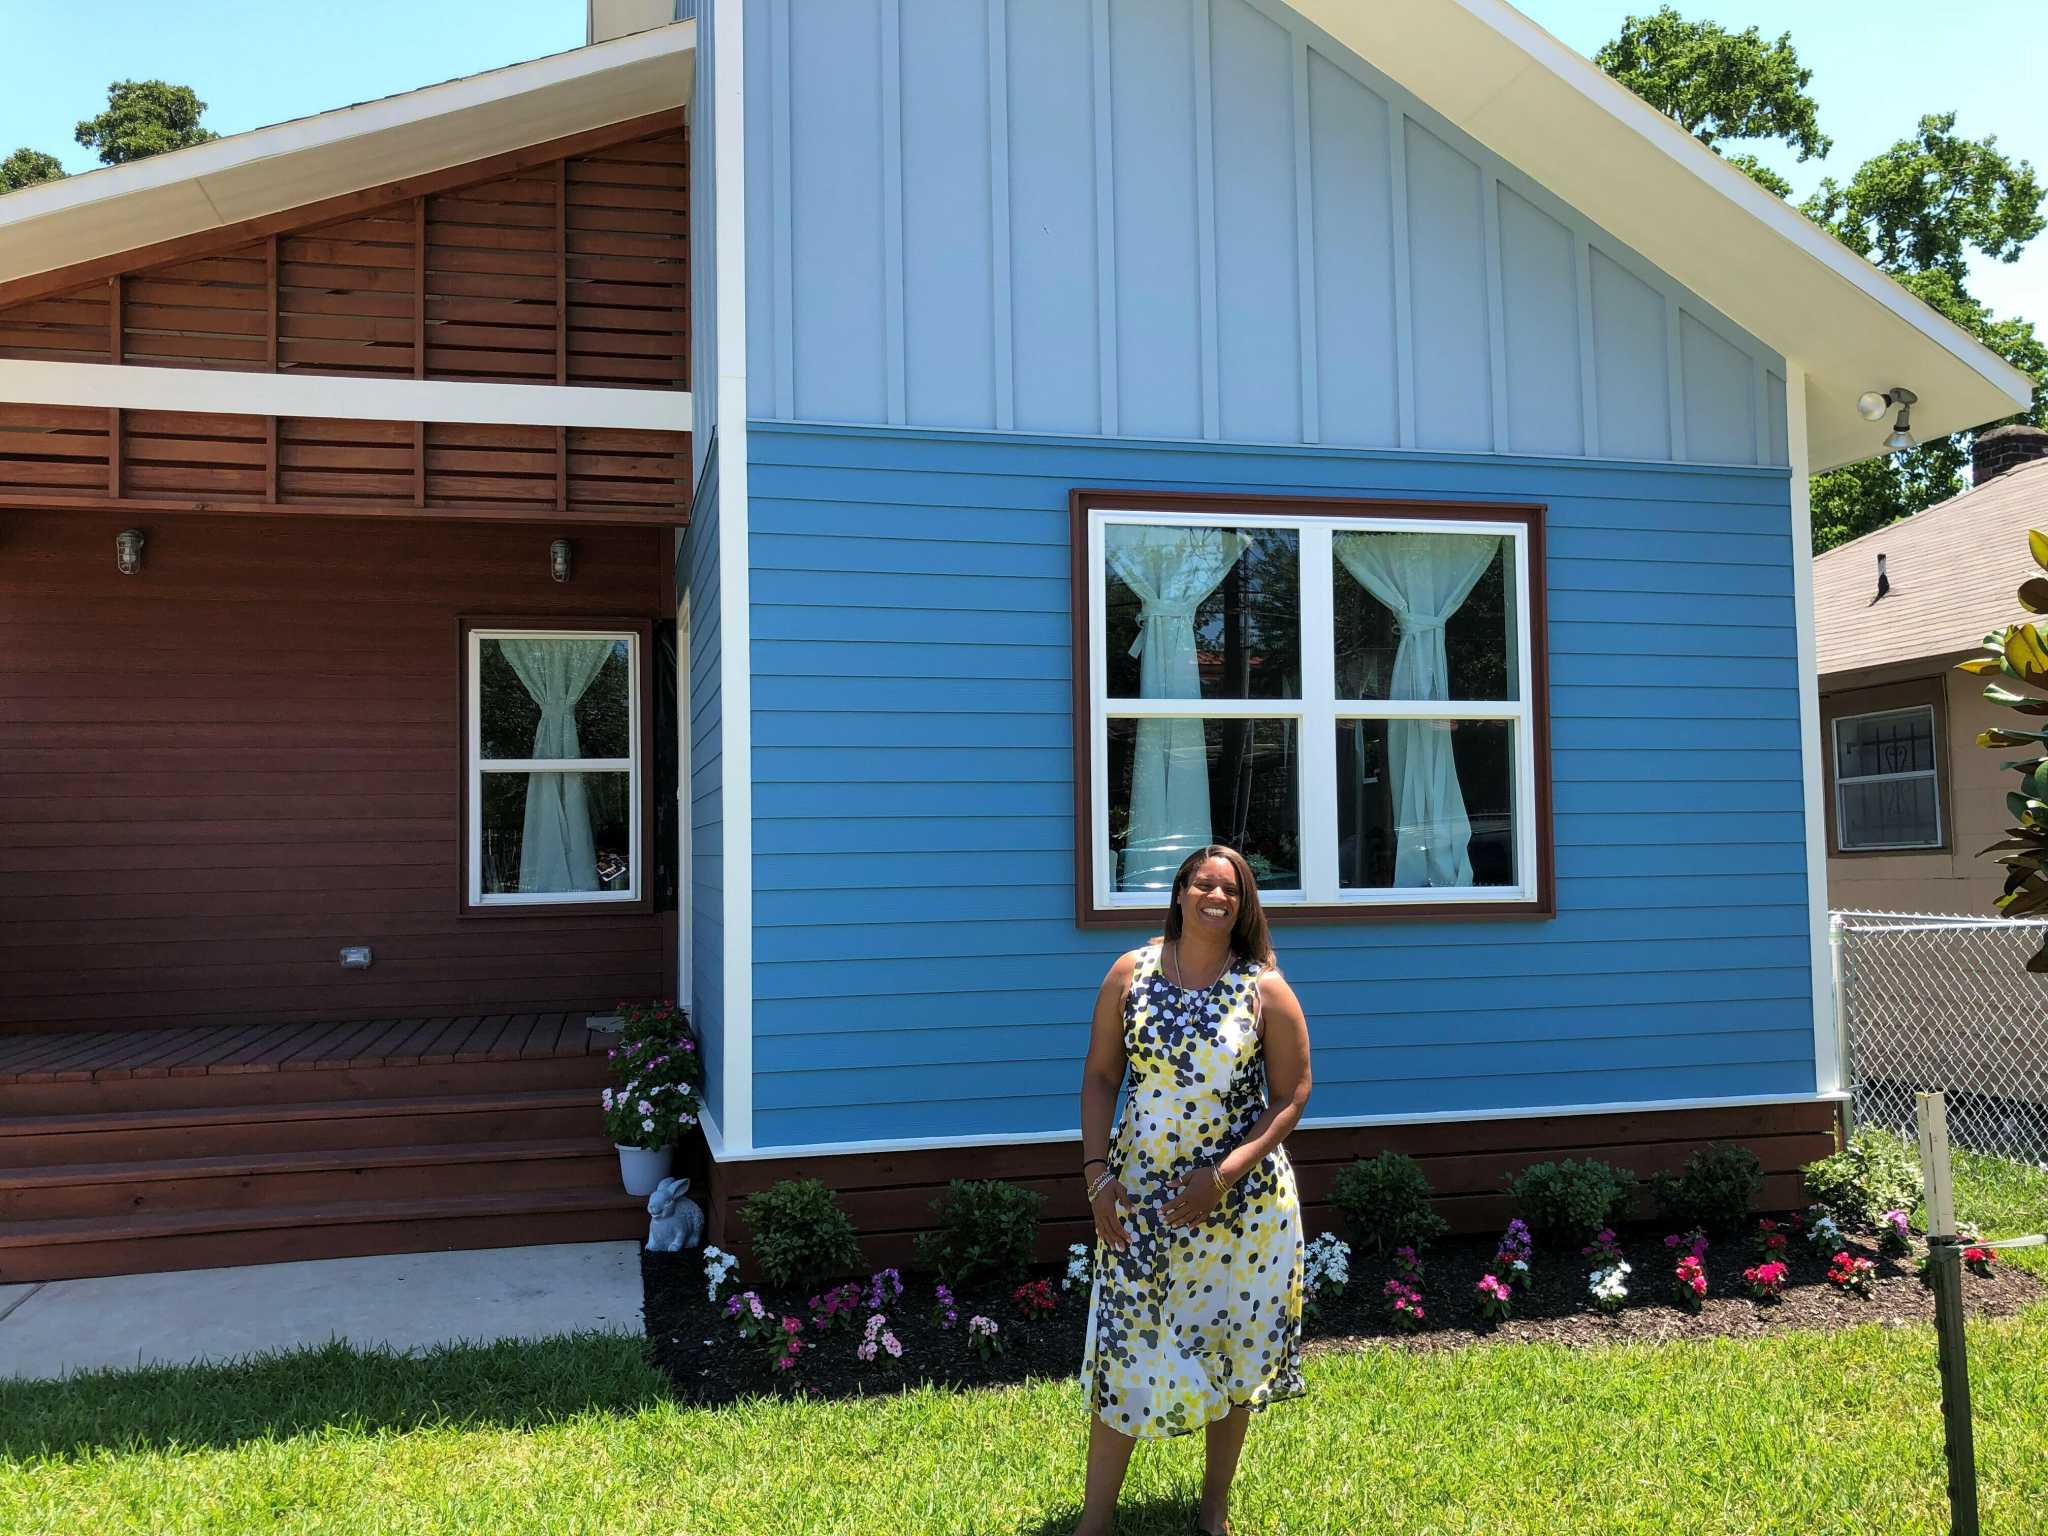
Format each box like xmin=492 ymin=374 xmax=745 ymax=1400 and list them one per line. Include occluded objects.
xmin=549 ymin=538 xmax=572 ymax=583
xmin=115 ymin=528 xmax=145 ymax=575
xmin=1859 ymin=386 xmax=1918 ymax=451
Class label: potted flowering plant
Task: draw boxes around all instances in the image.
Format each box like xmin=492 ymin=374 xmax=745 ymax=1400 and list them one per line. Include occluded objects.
xmin=602 ymin=999 xmax=703 ymax=1194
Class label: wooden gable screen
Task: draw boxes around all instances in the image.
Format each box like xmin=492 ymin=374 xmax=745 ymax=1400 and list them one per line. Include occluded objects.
xmin=0 ymin=120 xmax=689 ymax=522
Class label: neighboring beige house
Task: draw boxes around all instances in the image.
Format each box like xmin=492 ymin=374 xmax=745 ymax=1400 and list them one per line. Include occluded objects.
xmin=1815 ymin=424 xmax=2048 ymax=914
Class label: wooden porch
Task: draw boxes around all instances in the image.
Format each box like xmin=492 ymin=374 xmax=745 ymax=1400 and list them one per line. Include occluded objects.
xmin=0 ymin=1015 xmax=645 ymax=1283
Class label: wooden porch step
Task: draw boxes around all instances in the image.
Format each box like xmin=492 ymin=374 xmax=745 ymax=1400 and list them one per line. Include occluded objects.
xmin=0 ymin=1186 xmax=647 ymax=1283
xmin=0 ymin=1089 xmax=603 ymax=1168
xmin=0 ymin=1138 xmax=619 ymax=1222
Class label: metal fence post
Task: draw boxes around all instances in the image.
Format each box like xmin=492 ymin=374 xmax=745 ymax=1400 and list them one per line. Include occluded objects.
xmin=1917 ymin=1091 xmax=1980 ymax=1536
xmin=1830 ymin=912 xmax=1850 ymax=1127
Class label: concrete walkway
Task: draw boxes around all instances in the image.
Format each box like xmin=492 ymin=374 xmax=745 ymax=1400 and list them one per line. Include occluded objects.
xmin=0 ymin=1242 xmax=644 ymax=1381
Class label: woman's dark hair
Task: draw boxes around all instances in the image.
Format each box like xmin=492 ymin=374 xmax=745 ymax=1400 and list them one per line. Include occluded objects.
xmin=1162 ymin=845 xmax=1274 ymax=967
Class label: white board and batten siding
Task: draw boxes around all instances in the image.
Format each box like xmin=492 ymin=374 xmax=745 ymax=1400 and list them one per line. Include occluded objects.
xmin=737 ymin=0 xmax=1789 ymax=469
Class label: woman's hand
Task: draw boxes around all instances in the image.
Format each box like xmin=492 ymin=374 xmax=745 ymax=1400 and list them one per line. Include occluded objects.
xmin=1090 ymin=1178 xmax=1133 ymax=1253
xmin=1162 ymin=1165 xmax=1227 ymax=1228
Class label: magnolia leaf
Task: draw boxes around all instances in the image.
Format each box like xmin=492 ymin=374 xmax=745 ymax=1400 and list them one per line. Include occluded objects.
xmin=2000 ymin=757 xmax=2048 ymax=773
xmin=1982 ymin=727 xmax=2048 ymax=748
xmin=1982 ymin=835 xmax=2048 ymax=860
xmin=2000 ymin=882 xmax=2048 ymax=919
xmin=2007 ymin=625 xmax=2048 ymax=687
xmin=2008 ymin=791 xmax=2045 ymax=825
xmin=1958 ymin=656 xmax=2005 ymax=675
xmin=2028 ymin=764 xmax=2048 ymax=802
xmin=2023 ymin=578 xmax=2048 ymax=614
xmin=1986 ymin=685 xmax=2048 ymax=716
xmin=2032 ymin=530 xmax=2048 ymax=572
xmin=2027 ymin=946 xmax=2048 ymax=975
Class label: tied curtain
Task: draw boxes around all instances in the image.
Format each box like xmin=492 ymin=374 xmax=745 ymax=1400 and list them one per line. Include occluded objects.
xmin=1106 ymin=525 xmax=1250 ymax=889
xmin=1334 ymin=532 xmax=1499 ymax=888
xmin=499 ymin=638 xmax=614 ymax=893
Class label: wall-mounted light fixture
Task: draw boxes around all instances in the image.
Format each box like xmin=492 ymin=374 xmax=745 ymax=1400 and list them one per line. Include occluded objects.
xmin=1856 ymin=387 xmax=1918 ymax=452
xmin=114 ymin=528 xmax=145 ymax=575
xmin=550 ymin=538 xmax=573 ymax=583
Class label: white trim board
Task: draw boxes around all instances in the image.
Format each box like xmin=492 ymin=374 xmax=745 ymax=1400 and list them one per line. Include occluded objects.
xmin=0 ymin=360 xmax=688 ymax=431
xmin=1785 ymin=362 xmax=1840 ymax=1098
xmin=713 ymin=1092 xmax=1851 ymax=1163
xmin=710 ymin=0 xmax=756 ymax=1154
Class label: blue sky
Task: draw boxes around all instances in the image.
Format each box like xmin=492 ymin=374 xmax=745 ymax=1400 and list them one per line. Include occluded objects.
xmin=3 ymin=0 xmax=2041 ymax=328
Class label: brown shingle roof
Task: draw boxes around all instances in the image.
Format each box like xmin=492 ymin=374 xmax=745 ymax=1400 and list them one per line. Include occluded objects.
xmin=1814 ymin=456 xmax=2048 ymax=678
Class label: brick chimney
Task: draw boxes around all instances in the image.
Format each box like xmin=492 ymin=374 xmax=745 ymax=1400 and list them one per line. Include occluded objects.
xmin=1974 ymin=423 xmax=2048 ymax=487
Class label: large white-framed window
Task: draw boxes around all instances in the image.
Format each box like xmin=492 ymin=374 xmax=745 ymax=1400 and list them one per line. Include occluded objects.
xmin=1073 ymin=493 xmax=1550 ymax=924
xmin=465 ymin=621 xmax=646 ymax=910
xmin=1832 ymin=704 xmax=1942 ymax=852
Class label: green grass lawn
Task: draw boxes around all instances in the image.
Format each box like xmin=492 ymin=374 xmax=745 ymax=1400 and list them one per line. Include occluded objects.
xmin=3 ymin=1146 xmax=2042 ymax=1536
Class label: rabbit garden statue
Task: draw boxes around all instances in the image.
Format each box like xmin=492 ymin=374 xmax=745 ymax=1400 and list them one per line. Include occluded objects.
xmin=645 ymin=1176 xmax=704 ymax=1253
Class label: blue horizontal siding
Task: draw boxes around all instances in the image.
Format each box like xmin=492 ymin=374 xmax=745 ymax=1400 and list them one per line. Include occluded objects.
xmin=682 ymin=456 xmax=725 ymax=1131
xmin=745 ymin=423 xmax=1814 ymax=1148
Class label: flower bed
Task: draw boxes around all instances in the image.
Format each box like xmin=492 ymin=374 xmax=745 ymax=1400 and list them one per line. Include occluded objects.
xmin=640 ymin=1216 xmax=2044 ymax=1407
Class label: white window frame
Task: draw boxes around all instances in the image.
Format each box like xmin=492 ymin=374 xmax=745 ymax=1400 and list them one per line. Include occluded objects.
xmin=467 ymin=626 xmax=642 ymax=907
xmin=1085 ymin=504 xmax=1541 ymax=913
xmin=1831 ymin=704 xmax=1942 ymax=852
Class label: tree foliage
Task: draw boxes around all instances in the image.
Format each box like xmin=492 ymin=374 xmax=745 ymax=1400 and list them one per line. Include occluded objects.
xmin=74 ymin=80 xmax=217 ymax=166
xmin=1598 ymin=13 xmax=2047 ymax=551
xmin=1806 ymin=112 xmax=2046 ymax=286
xmin=0 ymin=147 xmax=65 ymax=193
xmin=1595 ymin=7 xmax=1830 ymax=162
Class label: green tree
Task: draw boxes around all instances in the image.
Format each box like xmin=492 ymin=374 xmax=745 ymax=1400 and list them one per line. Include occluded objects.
xmin=1807 ymin=112 xmax=2045 ymax=286
xmin=1595 ymin=7 xmax=1831 ymax=171
xmin=74 ymin=80 xmax=217 ymax=166
xmin=1598 ymin=13 xmax=2047 ymax=550
xmin=0 ymin=147 xmax=65 ymax=192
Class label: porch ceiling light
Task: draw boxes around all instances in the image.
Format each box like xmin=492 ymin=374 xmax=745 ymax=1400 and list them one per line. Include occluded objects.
xmin=550 ymin=538 xmax=572 ymax=583
xmin=115 ymin=528 xmax=144 ymax=575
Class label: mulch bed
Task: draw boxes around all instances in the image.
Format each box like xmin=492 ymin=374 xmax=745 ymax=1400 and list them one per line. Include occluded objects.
xmin=641 ymin=1220 xmax=2045 ymax=1408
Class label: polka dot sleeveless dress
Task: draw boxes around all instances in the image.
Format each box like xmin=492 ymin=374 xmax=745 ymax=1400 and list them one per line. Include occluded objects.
xmin=1082 ymin=940 xmax=1305 ymax=1439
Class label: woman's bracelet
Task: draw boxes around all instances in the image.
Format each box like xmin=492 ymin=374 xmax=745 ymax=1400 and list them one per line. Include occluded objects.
xmin=1211 ymin=1160 xmax=1236 ymax=1193
xmin=1086 ymin=1170 xmax=1115 ymax=1202
xmin=1082 ymin=1156 xmax=1108 ymax=1174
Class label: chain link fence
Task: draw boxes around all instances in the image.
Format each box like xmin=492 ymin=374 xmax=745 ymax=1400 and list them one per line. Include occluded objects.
xmin=1834 ymin=911 xmax=2048 ymax=1169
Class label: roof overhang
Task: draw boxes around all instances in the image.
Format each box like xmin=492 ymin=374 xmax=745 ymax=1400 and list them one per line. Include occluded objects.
xmin=1289 ymin=0 xmax=2034 ymax=472
xmin=0 ymin=21 xmax=693 ymax=296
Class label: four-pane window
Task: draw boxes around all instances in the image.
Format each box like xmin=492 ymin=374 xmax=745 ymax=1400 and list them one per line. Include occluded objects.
xmin=1079 ymin=498 xmax=1547 ymax=919
xmin=1832 ymin=705 xmax=1941 ymax=851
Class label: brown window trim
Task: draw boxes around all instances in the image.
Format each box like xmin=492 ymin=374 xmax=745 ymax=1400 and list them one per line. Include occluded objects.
xmin=1820 ymin=674 xmax=1951 ymax=858
xmin=458 ymin=614 xmax=657 ymax=918
xmin=1068 ymin=489 xmax=1555 ymax=929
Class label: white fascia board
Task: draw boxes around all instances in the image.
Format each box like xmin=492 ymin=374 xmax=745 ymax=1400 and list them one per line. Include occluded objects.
xmin=0 ymin=360 xmax=687 ymax=430
xmin=711 ymin=1093 xmax=1850 ymax=1163
xmin=1282 ymin=0 xmax=2032 ymax=472
xmin=0 ymin=23 xmax=694 ymax=285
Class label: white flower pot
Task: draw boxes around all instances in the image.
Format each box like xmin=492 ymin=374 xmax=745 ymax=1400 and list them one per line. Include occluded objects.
xmin=616 ymin=1143 xmax=674 ymax=1197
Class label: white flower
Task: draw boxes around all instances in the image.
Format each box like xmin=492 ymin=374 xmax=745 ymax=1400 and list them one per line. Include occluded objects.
xmin=1063 ymin=1242 xmax=1092 ymax=1291
xmin=703 ymin=1246 xmax=739 ymax=1302
xmin=601 ymin=1088 xmax=614 ymax=1109
xmin=638 ymin=1099 xmax=654 ymax=1116
xmin=641 ymin=1117 xmax=655 ymax=1133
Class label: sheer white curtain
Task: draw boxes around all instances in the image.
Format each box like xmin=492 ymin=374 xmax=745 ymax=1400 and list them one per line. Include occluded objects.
xmin=1106 ymin=525 xmax=1250 ymax=889
xmin=1334 ymin=532 xmax=1499 ymax=887
xmin=499 ymin=638 xmax=614 ymax=892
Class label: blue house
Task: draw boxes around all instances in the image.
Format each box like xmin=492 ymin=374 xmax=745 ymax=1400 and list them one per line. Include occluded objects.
xmin=0 ymin=1 xmax=2027 ymax=1280
xmin=678 ymin=0 xmax=2029 ymax=1260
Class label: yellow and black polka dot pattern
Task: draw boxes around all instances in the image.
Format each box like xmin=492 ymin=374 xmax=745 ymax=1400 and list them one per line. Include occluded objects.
xmin=1082 ymin=941 xmax=1305 ymax=1439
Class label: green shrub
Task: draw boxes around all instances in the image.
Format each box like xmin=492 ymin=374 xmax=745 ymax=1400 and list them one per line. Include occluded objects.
xmin=1647 ymin=1143 xmax=1765 ymax=1234
xmin=1503 ymin=1158 xmax=1638 ymax=1244
xmin=1329 ymin=1152 xmax=1448 ymax=1258
xmin=740 ymin=1178 xmax=864 ymax=1292
xmin=1803 ymin=1129 xmax=1922 ymax=1229
xmin=914 ymin=1179 xmax=1044 ymax=1289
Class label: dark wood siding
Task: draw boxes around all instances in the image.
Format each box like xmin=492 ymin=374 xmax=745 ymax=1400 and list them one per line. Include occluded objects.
xmin=0 ymin=508 xmax=671 ymax=1033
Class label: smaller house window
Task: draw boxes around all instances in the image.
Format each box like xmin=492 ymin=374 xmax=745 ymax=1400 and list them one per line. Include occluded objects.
xmin=1832 ymin=705 xmax=1941 ymax=851
xmin=467 ymin=626 xmax=642 ymax=907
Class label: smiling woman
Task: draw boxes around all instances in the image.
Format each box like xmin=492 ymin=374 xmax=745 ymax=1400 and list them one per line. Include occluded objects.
xmin=1073 ymin=845 xmax=1313 ymax=1536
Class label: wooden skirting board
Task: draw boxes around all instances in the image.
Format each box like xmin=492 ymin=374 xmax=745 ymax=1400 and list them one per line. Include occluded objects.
xmin=702 ymin=1100 xmax=1845 ymax=1275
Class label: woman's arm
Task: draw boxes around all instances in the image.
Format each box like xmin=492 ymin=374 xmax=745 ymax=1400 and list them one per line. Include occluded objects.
xmin=1081 ymin=950 xmax=1137 ymax=1251
xmin=1163 ymin=968 xmax=1312 ymax=1227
